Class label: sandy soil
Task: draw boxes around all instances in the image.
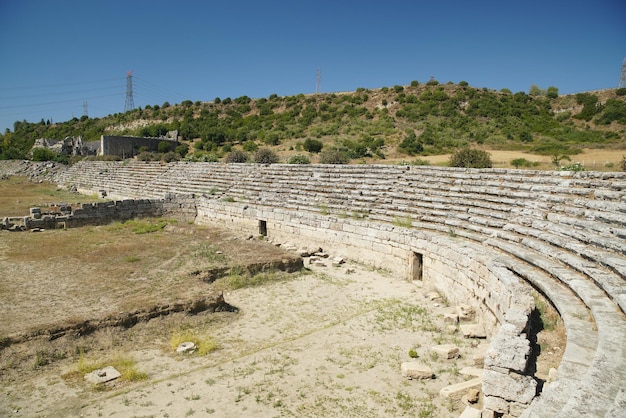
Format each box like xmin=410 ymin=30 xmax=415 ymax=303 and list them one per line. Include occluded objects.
xmin=1 ymin=258 xmax=490 ymax=418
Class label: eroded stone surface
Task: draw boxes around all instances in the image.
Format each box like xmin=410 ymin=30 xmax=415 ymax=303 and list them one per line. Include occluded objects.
xmin=84 ymin=366 xmax=121 ymax=384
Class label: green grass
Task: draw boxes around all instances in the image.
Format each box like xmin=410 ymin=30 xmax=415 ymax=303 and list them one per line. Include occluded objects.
xmin=393 ymin=216 xmax=413 ymax=228
xmin=106 ymin=218 xmax=176 ymax=234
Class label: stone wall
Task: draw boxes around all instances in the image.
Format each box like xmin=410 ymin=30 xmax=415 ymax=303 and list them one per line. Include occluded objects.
xmin=1 ymin=194 xmax=196 ymax=231
xmin=100 ymin=135 xmax=178 ymax=158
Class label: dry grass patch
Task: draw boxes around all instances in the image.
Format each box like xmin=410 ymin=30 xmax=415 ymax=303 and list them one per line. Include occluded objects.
xmin=0 ymin=175 xmax=102 ymax=216
xmin=62 ymin=352 xmax=148 ymax=388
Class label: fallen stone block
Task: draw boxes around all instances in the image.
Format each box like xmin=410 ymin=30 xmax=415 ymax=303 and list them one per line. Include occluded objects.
xmin=401 ymin=362 xmax=433 ymax=380
xmin=443 ymin=312 xmax=459 ymax=324
xmin=430 ymin=344 xmax=460 ymax=359
xmin=460 ymin=323 xmax=486 ymax=338
xmin=176 ymin=342 xmax=197 ymax=353
xmin=84 ymin=366 xmax=121 ymax=384
xmin=465 ymin=387 xmax=480 ymax=404
xmin=439 ymin=377 xmax=482 ymax=400
xmin=459 ymin=405 xmax=481 ymax=418
xmin=459 ymin=366 xmax=483 ymax=377
xmin=456 ymin=304 xmax=475 ymax=322
xmin=425 ymin=291 xmax=441 ymax=301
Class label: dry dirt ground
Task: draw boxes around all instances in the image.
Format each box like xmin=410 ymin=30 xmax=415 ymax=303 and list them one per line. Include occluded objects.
xmin=0 ymin=178 xmax=564 ymax=418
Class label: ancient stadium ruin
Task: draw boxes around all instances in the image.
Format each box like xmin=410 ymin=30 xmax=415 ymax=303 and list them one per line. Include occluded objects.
xmin=1 ymin=159 xmax=625 ymax=417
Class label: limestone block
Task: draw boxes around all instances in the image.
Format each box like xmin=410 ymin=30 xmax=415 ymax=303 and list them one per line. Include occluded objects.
xmin=176 ymin=342 xmax=196 ymax=353
xmin=457 ymin=304 xmax=475 ymax=321
xmin=483 ymin=395 xmax=509 ymax=415
xmin=439 ymin=377 xmax=482 ymax=400
xmin=465 ymin=387 xmax=480 ymax=404
xmin=459 ymin=366 xmax=484 ymax=377
xmin=461 ymin=323 xmax=487 ymax=339
xmin=430 ymin=344 xmax=460 ymax=359
xmin=485 ymin=331 xmax=530 ymax=373
xmin=401 ymin=362 xmax=433 ymax=380
xmin=443 ymin=312 xmax=459 ymax=324
xmin=84 ymin=366 xmax=121 ymax=384
xmin=426 ymin=291 xmax=441 ymax=301
xmin=482 ymin=369 xmax=537 ymax=405
xmin=459 ymin=406 xmax=482 ymax=418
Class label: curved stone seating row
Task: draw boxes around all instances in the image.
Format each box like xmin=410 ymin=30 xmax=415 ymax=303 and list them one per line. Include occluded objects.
xmin=46 ymin=161 xmax=626 ymax=416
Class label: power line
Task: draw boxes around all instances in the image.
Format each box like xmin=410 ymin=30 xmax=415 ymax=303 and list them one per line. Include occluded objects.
xmin=0 ymin=77 xmax=121 ymax=92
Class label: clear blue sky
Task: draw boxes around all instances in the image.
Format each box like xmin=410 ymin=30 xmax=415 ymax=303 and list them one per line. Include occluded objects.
xmin=1 ymin=0 xmax=624 ymax=133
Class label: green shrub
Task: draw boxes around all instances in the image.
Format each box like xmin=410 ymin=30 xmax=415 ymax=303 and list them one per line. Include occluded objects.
xmin=398 ymin=132 xmax=423 ymax=155
xmin=253 ymin=148 xmax=279 ymax=164
xmin=319 ymin=149 xmax=349 ymax=164
xmin=511 ymin=158 xmax=533 ymax=168
xmin=286 ymin=154 xmax=311 ymax=164
xmin=448 ymin=148 xmax=492 ymax=168
xmin=31 ymin=147 xmax=57 ymax=162
xmin=175 ymin=143 xmax=189 ymax=157
xmin=303 ymin=138 xmax=323 ymax=153
xmin=157 ymin=141 xmax=172 ymax=153
xmin=161 ymin=151 xmax=180 ymax=163
xmin=224 ymin=150 xmax=248 ymax=163
xmin=242 ymin=141 xmax=258 ymax=152
xmin=136 ymin=151 xmax=156 ymax=161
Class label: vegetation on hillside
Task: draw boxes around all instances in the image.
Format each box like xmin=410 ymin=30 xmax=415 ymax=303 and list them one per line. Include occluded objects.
xmin=1 ymin=81 xmax=625 ymax=167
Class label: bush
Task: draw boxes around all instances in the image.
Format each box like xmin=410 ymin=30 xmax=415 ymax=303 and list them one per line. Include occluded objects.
xmin=242 ymin=140 xmax=258 ymax=152
xmin=253 ymin=148 xmax=279 ymax=164
xmin=449 ymin=148 xmax=492 ymax=168
xmin=616 ymin=88 xmax=626 ymax=96
xmin=398 ymin=132 xmax=423 ymax=155
xmin=31 ymin=147 xmax=57 ymax=162
xmin=319 ymin=149 xmax=349 ymax=164
xmin=224 ymin=150 xmax=248 ymax=163
xmin=286 ymin=154 xmax=311 ymax=164
xmin=161 ymin=151 xmax=180 ymax=163
xmin=175 ymin=143 xmax=189 ymax=157
xmin=136 ymin=151 xmax=156 ymax=161
xmin=511 ymin=158 xmax=535 ymax=168
xmin=303 ymin=138 xmax=323 ymax=153
xmin=157 ymin=141 xmax=172 ymax=153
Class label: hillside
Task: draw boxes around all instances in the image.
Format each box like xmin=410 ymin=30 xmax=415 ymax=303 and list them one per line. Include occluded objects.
xmin=1 ymin=81 xmax=625 ymax=168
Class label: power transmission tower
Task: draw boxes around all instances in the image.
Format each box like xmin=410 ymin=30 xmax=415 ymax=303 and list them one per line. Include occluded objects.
xmin=619 ymin=58 xmax=626 ymax=88
xmin=125 ymin=70 xmax=135 ymax=112
xmin=316 ymin=68 xmax=321 ymax=94
xmin=83 ymin=100 xmax=88 ymax=117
